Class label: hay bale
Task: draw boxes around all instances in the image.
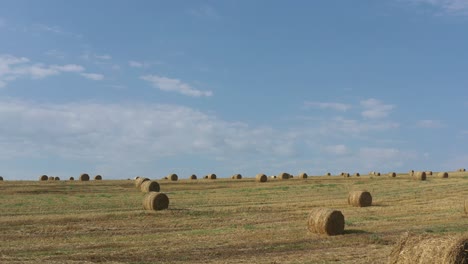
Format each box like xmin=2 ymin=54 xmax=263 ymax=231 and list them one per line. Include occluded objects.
xmin=389 ymin=232 xmax=468 ymax=264
xmin=270 ymin=175 xmax=277 ymax=179
xmin=79 ymin=173 xmax=90 ymax=181
xmin=437 ymin=172 xmax=449 ymax=178
xmin=207 ymin=173 xmax=216 ymax=179
xmin=94 ymin=175 xmax=102 ymax=180
xmin=343 ymin=173 xmax=350 ymax=178
xmin=142 ymin=192 xmax=169 ymax=211
xmin=0 ymin=176 xmax=3 ymax=181
xmin=307 ymin=208 xmax=345 ymax=236
xmin=388 ymin=172 xmax=396 ymax=178
xmin=426 ymin=171 xmax=433 ymax=176
xmin=278 ymin=172 xmax=290 ymax=180
xmin=69 ymin=177 xmax=74 ymax=181
xmin=326 ymin=172 xmax=331 ymax=176
xmin=204 ymin=175 xmax=208 ymax=179
xmin=167 ymin=173 xmax=178 ymax=181
xmin=354 ymin=173 xmax=360 ymax=177
xmin=409 ymin=170 xmax=414 ymax=176
xmin=140 ymin=180 xmax=160 ymax=193
xmin=232 ymin=174 xmax=242 ymax=179
xmin=297 ymin=172 xmax=308 ymax=179
xmin=39 ymin=175 xmax=48 ymax=181
xmin=376 ymin=172 xmax=381 ymax=176
xmin=135 ymin=177 xmax=150 ymax=188
xmin=54 ymin=177 xmax=60 ymax=181
xmin=413 ymin=171 xmax=426 ymax=181
xmin=48 ymin=176 xmax=54 ymax=181
xmin=256 ymin=173 xmax=267 ymax=183
xmin=348 ymin=191 xmax=372 ymax=207
xmin=458 ymin=168 xmax=466 ymax=172
xmin=190 ymin=174 xmax=197 ymax=180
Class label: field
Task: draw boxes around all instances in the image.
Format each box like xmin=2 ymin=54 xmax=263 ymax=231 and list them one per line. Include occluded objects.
xmin=0 ymin=172 xmax=467 ymax=263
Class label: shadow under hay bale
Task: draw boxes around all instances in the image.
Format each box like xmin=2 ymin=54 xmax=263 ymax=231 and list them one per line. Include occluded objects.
xmin=143 ymin=192 xmax=169 ymax=211
xmin=438 ymin=172 xmax=449 ymax=178
xmin=388 ymin=172 xmax=396 ymax=178
xmin=278 ymin=172 xmax=290 ymax=180
xmin=413 ymin=171 xmax=426 ymax=181
xmin=140 ymin=180 xmax=160 ymax=193
xmin=135 ymin=177 xmax=150 ymax=188
xmin=231 ymin=174 xmax=242 ymax=179
xmin=190 ymin=174 xmax=197 ymax=180
xmin=307 ymin=208 xmax=345 ymax=236
xmin=39 ymin=175 xmax=48 ymax=181
xmin=348 ymin=191 xmax=372 ymax=207
xmin=297 ymin=172 xmax=308 ymax=179
xmin=256 ymin=173 xmax=267 ymax=183
xmin=388 ymin=232 xmax=468 ymax=264
xmin=94 ymin=175 xmax=102 ymax=180
xmin=79 ymin=173 xmax=90 ymax=181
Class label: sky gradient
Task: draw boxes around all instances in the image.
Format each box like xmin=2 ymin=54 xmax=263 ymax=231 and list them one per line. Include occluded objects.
xmin=1 ymin=0 xmax=468 ymax=180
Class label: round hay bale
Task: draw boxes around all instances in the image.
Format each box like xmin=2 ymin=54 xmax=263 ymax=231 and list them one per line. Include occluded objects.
xmin=270 ymin=175 xmax=277 ymax=179
xmin=256 ymin=173 xmax=267 ymax=183
xmin=413 ymin=171 xmax=426 ymax=181
xmin=94 ymin=175 xmax=102 ymax=180
xmin=48 ymin=176 xmax=55 ymax=181
xmin=69 ymin=177 xmax=74 ymax=181
xmin=348 ymin=191 xmax=372 ymax=207
xmin=278 ymin=172 xmax=290 ymax=180
xmin=79 ymin=173 xmax=90 ymax=181
xmin=458 ymin=168 xmax=466 ymax=172
xmin=54 ymin=177 xmax=60 ymax=181
xmin=388 ymin=172 xmax=396 ymax=178
xmin=0 ymin=176 xmax=3 ymax=181
xmin=389 ymin=232 xmax=468 ymax=264
xmin=39 ymin=175 xmax=48 ymax=181
xmin=190 ymin=174 xmax=197 ymax=180
xmin=142 ymin=192 xmax=169 ymax=211
xmin=232 ymin=174 xmax=242 ymax=179
xmin=135 ymin=176 xmax=141 ymax=180
xmin=297 ymin=172 xmax=308 ymax=179
xmin=354 ymin=173 xmax=360 ymax=177
xmin=135 ymin=177 xmax=150 ymax=188
xmin=426 ymin=171 xmax=433 ymax=176
xmin=437 ymin=172 xmax=449 ymax=178
xmin=376 ymin=172 xmax=381 ymax=176
xmin=409 ymin=170 xmax=414 ymax=176
xmin=343 ymin=173 xmax=350 ymax=178
xmin=204 ymin=175 xmax=209 ymax=179
xmin=326 ymin=172 xmax=331 ymax=176
xmin=207 ymin=173 xmax=217 ymax=180
xmin=167 ymin=173 xmax=178 ymax=181
xmin=140 ymin=180 xmax=160 ymax=193
xmin=307 ymin=208 xmax=345 ymax=236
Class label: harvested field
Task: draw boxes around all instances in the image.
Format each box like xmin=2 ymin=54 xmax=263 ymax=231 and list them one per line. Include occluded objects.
xmin=0 ymin=172 xmax=467 ymax=263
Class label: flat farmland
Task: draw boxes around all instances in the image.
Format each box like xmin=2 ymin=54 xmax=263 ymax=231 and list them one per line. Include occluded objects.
xmin=0 ymin=173 xmax=467 ymax=264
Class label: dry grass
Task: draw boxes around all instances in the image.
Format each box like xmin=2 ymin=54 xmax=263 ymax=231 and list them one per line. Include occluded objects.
xmin=0 ymin=172 xmax=467 ymax=263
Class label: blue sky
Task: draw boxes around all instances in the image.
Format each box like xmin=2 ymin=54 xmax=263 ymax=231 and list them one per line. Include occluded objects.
xmin=1 ymin=0 xmax=468 ymax=180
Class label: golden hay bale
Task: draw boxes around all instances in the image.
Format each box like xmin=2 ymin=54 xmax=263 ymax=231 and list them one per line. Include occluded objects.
xmin=458 ymin=168 xmax=466 ymax=172
xmin=409 ymin=170 xmax=414 ymax=176
xmin=388 ymin=232 xmax=468 ymax=264
xmin=437 ymin=172 xmax=449 ymax=178
xmin=376 ymin=172 xmax=381 ymax=176
xmin=426 ymin=171 xmax=433 ymax=176
xmin=54 ymin=177 xmax=60 ymax=181
xmin=270 ymin=175 xmax=277 ymax=179
xmin=207 ymin=173 xmax=216 ymax=179
xmin=232 ymin=174 xmax=242 ymax=179
xmin=79 ymin=173 xmax=90 ymax=181
xmin=354 ymin=173 xmax=360 ymax=177
xmin=413 ymin=171 xmax=426 ymax=181
xmin=69 ymin=177 xmax=74 ymax=181
xmin=297 ymin=172 xmax=308 ymax=179
xmin=190 ymin=174 xmax=197 ymax=180
xmin=135 ymin=177 xmax=150 ymax=188
xmin=167 ymin=173 xmax=178 ymax=181
xmin=204 ymin=175 xmax=208 ymax=179
xmin=388 ymin=172 xmax=396 ymax=177
xmin=307 ymin=208 xmax=345 ymax=236
xmin=278 ymin=172 xmax=290 ymax=180
xmin=256 ymin=173 xmax=267 ymax=183
xmin=48 ymin=176 xmax=54 ymax=181
xmin=140 ymin=180 xmax=160 ymax=193
xmin=143 ymin=192 xmax=169 ymax=211
xmin=326 ymin=172 xmax=331 ymax=176
xmin=94 ymin=175 xmax=102 ymax=180
xmin=348 ymin=191 xmax=372 ymax=207
xmin=343 ymin=173 xmax=350 ymax=178
xmin=39 ymin=175 xmax=48 ymax=181
xmin=0 ymin=176 xmax=3 ymax=181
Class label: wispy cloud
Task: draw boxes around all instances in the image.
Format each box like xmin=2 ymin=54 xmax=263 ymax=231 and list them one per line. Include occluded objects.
xmin=406 ymin=0 xmax=468 ymax=15
xmin=189 ymin=5 xmax=220 ymax=19
xmin=32 ymin=23 xmax=82 ymax=38
xmin=80 ymin=73 xmax=104 ymax=81
xmin=81 ymin=52 xmax=112 ymax=61
xmin=322 ymin=144 xmax=348 ymax=155
xmin=141 ymin=75 xmax=213 ymax=97
xmin=45 ymin=50 xmax=66 ymax=59
xmin=304 ymin=101 xmax=352 ymax=111
xmin=416 ymin=119 xmax=444 ymax=128
xmin=360 ymin=98 xmax=395 ymax=119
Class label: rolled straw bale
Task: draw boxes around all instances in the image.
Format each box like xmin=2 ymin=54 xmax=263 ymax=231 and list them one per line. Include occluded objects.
xmin=135 ymin=177 xmax=150 ymax=188
xmin=204 ymin=175 xmax=209 ymax=179
xmin=409 ymin=170 xmax=414 ymax=176
xmin=426 ymin=171 xmax=433 ymax=176
xmin=143 ymin=192 xmax=169 ymax=211
xmin=354 ymin=173 xmax=360 ymax=177
xmin=0 ymin=176 xmax=3 ymax=181
xmin=307 ymin=208 xmax=345 ymax=236
xmin=207 ymin=173 xmax=216 ymax=179
xmin=167 ymin=173 xmax=178 ymax=181
xmin=326 ymin=172 xmax=331 ymax=176
xmin=413 ymin=171 xmax=426 ymax=181
xmin=79 ymin=173 xmax=90 ymax=181
xmin=343 ymin=173 xmax=350 ymax=178
xmin=376 ymin=172 xmax=381 ymax=176
xmin=388 ymin=232 xmax=468 ymax=264
xmin=459 ymin=168 xmax=466 ymax=172
xmin=297 ymin=172 xmax=308 ymax=179
xmin=54 ymin=177 xmax=60 ymax=181
xmin=140 ymin=180 xmax=160 ymax=193
xmin=348 ymin=191 xmax=372 ymax=207
xmin=135 ymin=176 xmax=140 ymax=180
xmin=94 ymin=175 xmax=102 ymax=180
xmin=256 ymin=173 xmax=267 ymax=183
xmin=437 ymin=172 xmax=449 ymax=178
xmin=388 ymin=172 xmax=396 ymax=178
xmin=278 ymin=172 xmax=290 ymax=180
xmin=69 ymin=177 xmax=74 ymax=181
xmin=39 ymin=175 xmax=48 ymax=181
xmin=270 ymin=175 xmax=277 ymax=179
xmin=48 ymin=176 xmax=54 ymax=181
xmin=232 ymin=174 xmax=242 ymax=179
xmin=190 ymin=174 xmax=197 ymax=180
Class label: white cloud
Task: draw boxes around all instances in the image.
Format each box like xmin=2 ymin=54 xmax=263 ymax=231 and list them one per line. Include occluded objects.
xmin=80 ymin=73 xmax=104 ymax=81
xmin=409 ymin=0 xmax=468 ymax=14
xmin=129 ymin=61 xmax=146 ymax=68
xmin=95 ymin=54 xmax=112 ymax=60
xmin=323 ymin=144 xmax=348 ymax=155
xmin=51 ymin=64 xmax=85 ymax=73
xmin=360 ymin=98 xmax=395 ymax=119
xmin=141 ymin=75 xmax=213 ymax=97
xmin=304 ymin=101 xmax=352 ymax=111
xmin=416 ymin=119 xmax=444 ymax=128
